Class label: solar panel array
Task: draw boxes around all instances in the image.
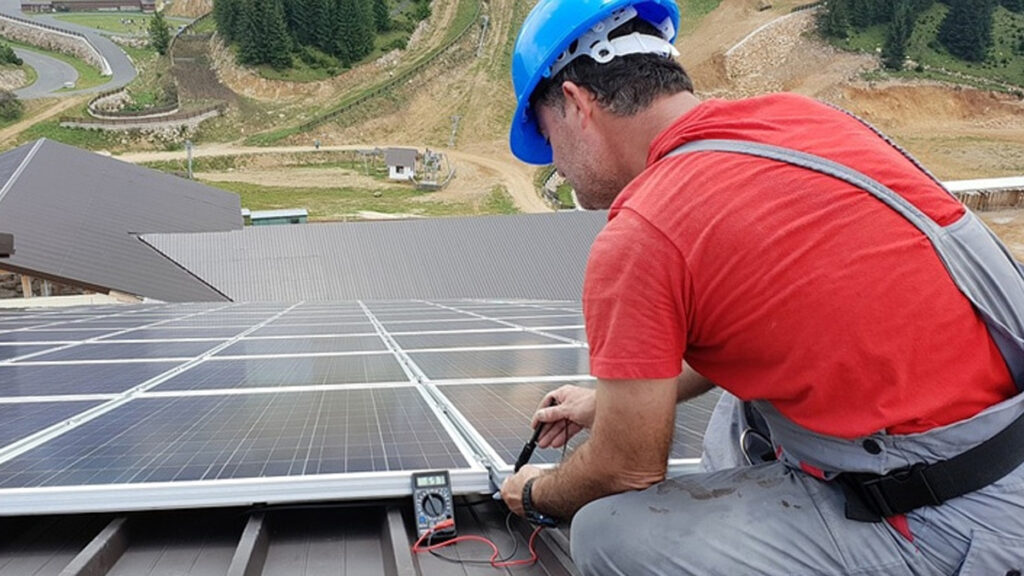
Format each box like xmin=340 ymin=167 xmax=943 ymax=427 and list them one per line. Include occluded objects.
xmin=0 ymin=301 xmax=714 ymax=514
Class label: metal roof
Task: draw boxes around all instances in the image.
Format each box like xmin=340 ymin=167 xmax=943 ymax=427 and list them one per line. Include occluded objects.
xmin=385 ymin=148 xmax=418 ymax=167
xmin=250 ymin=208 xmax=309 ymax=219
xmin=0 ymin=139 xmax=242 ymax=302
xmin=141 ymin=211 xmax=607 ymax=301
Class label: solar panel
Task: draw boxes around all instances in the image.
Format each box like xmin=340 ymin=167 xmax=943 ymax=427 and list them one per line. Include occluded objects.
xmin=0 ymin=362 xmax=184 ymax=396
xmin=393 ymin=331 xmax=565 ymax=350
xmin=0 ymin=345 xmax=59 ymax=361
xmin=153 ymin=356 xmax=409 ymax=391
xmin=0 ymin=401 xmax=104 ymax=447
xmin=436 ymin=382 xmax=721 ymax=468
xmin=0 ymin=389 xmax=467 ymax=488
xmin=0 ymin=300 xmax=712 ymax=516
xmin=215 ymin=336 xmax=387 ymax=357
xmin=26 ymin=342 xmax=221 ymax=362
xmin=409 ymin=347 xmax=590 ymax=380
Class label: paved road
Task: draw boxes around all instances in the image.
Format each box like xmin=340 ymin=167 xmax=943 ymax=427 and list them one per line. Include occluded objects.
xmin=12 ymin=47 xmax=77 ymax=98
xmin=0 ymin=0 xmax=137 ymax=98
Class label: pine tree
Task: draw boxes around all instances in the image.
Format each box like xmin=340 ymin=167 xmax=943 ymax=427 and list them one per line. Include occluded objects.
xmin=882 ymin=0 xmax=913 ymax=69
xmin=352 ymin=0 xmax=375 ymax=59
xmin=848 ymin=0 xmax=875 ymax=27
xmin=938 ymin=0 xmax=996 ymax=62
xmin=313 ymin=0 xmax=334 ymax=54
xmin=213 ymin=0 xmax=240 ymax=42
xmin=331 ymin=0 xmax=354 ymax=63
xmin=373 ymin=0 xmax=389 ymax=32
xmin=149 ymin=9 xmax=172 ymax=55
xmin=237 ymin=0 xmax=264 ymax=65
xmin=821 ymin=0 xmax=850 ymax=39
xmin=1002 ymin=0 xmax=1024 ymax=12
xmin=263 ymin=0 xmax=293 ymax=69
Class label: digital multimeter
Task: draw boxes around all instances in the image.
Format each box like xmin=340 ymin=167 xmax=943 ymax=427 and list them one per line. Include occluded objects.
xmin=412 ymin=470 xmax=456 ymax=539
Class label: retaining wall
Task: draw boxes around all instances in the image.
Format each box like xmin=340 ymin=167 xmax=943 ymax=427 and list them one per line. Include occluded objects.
xmin=0 ymin=13 xmax=110 ymax=75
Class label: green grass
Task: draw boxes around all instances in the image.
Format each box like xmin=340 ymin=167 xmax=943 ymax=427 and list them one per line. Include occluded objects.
xmin=482 ymin=185 xmax=519 ymax=214
xmin=2 ymin=60 xmax=38 ymax=90
xmin=17 ymin=116 xmax=120 ymax=149
xmin=3 ymin=38 xmax=108 ymax=90
xmin=189 ymin=16 xmax=216 ymax=35
xmin=835 ymin=4 xmax=1024 ymax=88
xmin=49 ymin=12 xmax=190 ymax=36
xmin=555 ymin=183 xmax=575 ymax=209
xmin=678 ymin=0 xmax=723 ymax=37
xmin=210 ymin=179 xmax=516 ymax=220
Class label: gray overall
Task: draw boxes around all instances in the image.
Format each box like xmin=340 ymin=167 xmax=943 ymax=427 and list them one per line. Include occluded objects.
xmin=570 ymin=140 xmax=1024 ymax=576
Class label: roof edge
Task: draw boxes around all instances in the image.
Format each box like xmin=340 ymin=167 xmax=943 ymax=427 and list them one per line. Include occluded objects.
xmin=135 ymin=235 xmax=234 ymax=302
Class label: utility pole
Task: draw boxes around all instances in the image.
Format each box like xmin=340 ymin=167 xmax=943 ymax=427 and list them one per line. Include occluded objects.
xmin=477 ymin=15 xmax=489 ymax=58
xmin=449 ymin=115 xmax=461 ymax=148
xmin=185 ymin=140 xmax=194 ymax=179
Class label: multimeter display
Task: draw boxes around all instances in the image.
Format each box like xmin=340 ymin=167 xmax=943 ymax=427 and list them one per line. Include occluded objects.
xmin=416 ymin=474 xmax=446 ymax=488
xmin=412 ymin=470 xmax=456 ymax=539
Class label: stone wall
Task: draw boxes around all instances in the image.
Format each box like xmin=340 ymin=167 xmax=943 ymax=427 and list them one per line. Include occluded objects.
xmin=0 ymin=15 xmax=108 ymax=74
xmin=62 ymin=106 xmax=220 ymax=132
xmin=0 ymin=67 xmax=27 ymax=91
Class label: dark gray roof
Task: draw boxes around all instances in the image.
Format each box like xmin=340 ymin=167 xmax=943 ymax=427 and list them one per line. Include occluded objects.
xmin=385 ymin=147 xmax=418 ymax=167
xmin=0 ymin=139 xmax=242 ymax=302
xmin=142 ymin=211 xmax=607 ymax=301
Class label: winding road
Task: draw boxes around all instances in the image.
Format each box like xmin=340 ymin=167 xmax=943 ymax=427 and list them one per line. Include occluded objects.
xmin=0 ymin=0 xmax=137 ymax=98
xmin=12 ymin=46 xmax=75 ymax=98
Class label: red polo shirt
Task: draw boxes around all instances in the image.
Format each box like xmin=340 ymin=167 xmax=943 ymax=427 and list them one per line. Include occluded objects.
xmin=583 ymin=93 xmax=1015 ymax=437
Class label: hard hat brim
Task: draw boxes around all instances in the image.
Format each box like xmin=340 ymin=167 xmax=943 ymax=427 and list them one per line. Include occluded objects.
xmin=509 ymin=104 xmax=554 ymax=165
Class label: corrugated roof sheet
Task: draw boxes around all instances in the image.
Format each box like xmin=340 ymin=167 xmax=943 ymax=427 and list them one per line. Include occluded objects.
xmin=142 ymin=212 xmax=607 ymax=301
xmin=385 ymin=148 xmax=418 ymax=167
xmin=0 ymin=139 xmax=242 ymax=302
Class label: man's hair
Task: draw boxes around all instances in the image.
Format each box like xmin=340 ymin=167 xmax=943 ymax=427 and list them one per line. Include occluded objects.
xmin=529 ymin=17 xmax=694 ymax=117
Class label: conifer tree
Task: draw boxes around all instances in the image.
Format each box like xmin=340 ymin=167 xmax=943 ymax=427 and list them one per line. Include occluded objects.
xmin=373 ymin=0 xmax=390 ymax=32
xmin=313 ymin=0 xmax=334 ymax=53
xmin=882 ymin=0 xmax=913 ymax=69
xmin=237 ymin=0 xmax=264 ymax=65
xmin=821 ymin=0 xmax=850 ymax=39
xmin=938 ymin=0 xmax=996 ymax=62
xmin=263 ymin=0 xmax=293 ymax=68
xmin=1002 ymin=0 xmax=1023 ymax=12
xmin=213 ymin=0 xmax=240 ymax=42
xmin=149 ymin=9 xmax=172 ymax=55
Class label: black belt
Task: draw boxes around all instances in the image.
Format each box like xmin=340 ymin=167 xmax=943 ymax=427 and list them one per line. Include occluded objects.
xmin=838 ymin=408 xmax=1024 ymax=522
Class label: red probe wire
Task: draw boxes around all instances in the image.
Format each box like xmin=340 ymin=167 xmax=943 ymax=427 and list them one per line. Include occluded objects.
xmin=412 ymin=518 xmax=545 ymax=568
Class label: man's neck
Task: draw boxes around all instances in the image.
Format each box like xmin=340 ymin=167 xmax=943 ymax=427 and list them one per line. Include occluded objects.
xmin=603 ymin=91 xmax=701 ymax=181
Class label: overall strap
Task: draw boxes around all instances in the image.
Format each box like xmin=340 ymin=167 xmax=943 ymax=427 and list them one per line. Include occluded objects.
xmin=666 ymin=139 xmax=1024 ymax=392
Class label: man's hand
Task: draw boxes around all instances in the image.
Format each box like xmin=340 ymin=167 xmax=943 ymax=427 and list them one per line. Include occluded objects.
xmin=533 ymin=385 xmax=595 ymax=448
xmin=500 ymin=464 xmax=543 ymax=516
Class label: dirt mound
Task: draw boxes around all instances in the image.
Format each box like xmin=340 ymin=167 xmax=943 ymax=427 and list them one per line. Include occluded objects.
xmin=840 ymin=83 xmax=1024 ymax=131
xmin=166 ymin=0 xmax=211 ymax=18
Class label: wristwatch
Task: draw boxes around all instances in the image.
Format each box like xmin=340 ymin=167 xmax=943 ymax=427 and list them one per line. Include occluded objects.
xmin=522 ymin=477 xmax=559 ymax=527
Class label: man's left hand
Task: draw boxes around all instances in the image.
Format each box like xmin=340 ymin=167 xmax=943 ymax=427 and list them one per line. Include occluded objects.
xmin=500 ymin=464 xmax=543 ymax=516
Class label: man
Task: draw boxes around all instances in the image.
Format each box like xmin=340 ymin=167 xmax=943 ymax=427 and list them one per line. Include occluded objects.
xmin=499 ymin=0 xmax=1024 ymax=574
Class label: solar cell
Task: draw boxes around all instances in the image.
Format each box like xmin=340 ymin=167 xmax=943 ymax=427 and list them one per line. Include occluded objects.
xmin=26 ymin=342 xmax=221 ymax=362
xmin=437 ymin=382 xmax=721 ymax=466
xmin=0 ymin=362 xmax=184 ymax=396
xmin=249 ymin=324 xmax=377 ymax=337
xmin=0 ymin=389 xmax=468 ymax=488
xmin=215 ymin=336 xmax=387 ymax=357
xmin=154 ymin=355 xmax=409 ymax=391
xmin=409 ymin=347 xmax=589 ymax=380
xmin=107 ymin=327 xmax=248 ymax=340
xmin=382 ymin=319 xmax=505 ymax=331
xmin=0 ymin=329 xmax=121 ymax=342
xmin=393 ymin=331 xmax=564 ymax=350
xmin=501 ymin=316 xmax=584 ymax=328
xmin=536 ymin=328 xmax=588 ymax=344
xmin=0 ymin=401 xmax=102 ymax=447
xmin=0 ymin=345 xmax=59 ymax=361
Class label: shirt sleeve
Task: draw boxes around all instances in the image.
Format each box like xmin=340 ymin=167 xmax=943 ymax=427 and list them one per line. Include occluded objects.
xmin=584 ymin=208 xmax=690 ymax=380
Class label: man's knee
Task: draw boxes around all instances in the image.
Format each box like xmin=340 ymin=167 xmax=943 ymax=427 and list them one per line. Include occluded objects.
xmin=570 ymin=494 xmax=632 ymax=575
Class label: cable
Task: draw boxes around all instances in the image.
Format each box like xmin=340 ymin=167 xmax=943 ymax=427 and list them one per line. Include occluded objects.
xmin=412 ymin=517 xmax=545 ymax=568
xmin=426 ymin=512 xmax=520 ymax=565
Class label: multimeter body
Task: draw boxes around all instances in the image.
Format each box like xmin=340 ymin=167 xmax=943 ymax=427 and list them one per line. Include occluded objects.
xmin=412 ymin=470 xmax=456 ymax=539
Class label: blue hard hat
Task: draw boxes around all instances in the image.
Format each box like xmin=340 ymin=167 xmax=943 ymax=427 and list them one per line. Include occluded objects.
xmin=508 ymin=0 xmax=680 ymax=165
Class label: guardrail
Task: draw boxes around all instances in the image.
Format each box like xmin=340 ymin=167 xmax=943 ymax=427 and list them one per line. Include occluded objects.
xmin=60 ymin=102 xmax=223 ymax=128
xmin=0 ymin=12 xmax=111 ymax=75
xmin=282 ymin=0 xmax=482 ymax=137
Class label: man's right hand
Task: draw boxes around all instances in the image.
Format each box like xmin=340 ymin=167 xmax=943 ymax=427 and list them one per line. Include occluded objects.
xmin=532 ymin=385 xmax=596 ymax=449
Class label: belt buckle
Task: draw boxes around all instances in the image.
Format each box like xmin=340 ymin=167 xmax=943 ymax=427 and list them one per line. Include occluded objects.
xmin=860 ymin=463 xmax=940 ymax=518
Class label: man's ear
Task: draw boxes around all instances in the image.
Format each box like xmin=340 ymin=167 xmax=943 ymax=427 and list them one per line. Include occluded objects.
xmin=560 ymin=81 xmax=596 ymax=129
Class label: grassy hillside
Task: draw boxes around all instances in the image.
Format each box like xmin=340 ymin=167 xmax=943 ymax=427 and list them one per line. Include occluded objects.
xmin=835 ymin=4 xmax=1024 ymax=89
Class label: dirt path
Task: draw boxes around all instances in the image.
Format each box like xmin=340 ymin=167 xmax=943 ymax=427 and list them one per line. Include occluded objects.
xmin=0 ymin=96 xmax=87 ymax=145
xmin=119 ymin=143 xmax=551 ymax=213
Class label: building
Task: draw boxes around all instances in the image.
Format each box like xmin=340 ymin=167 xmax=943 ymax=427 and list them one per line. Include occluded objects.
xmin=249 ymin=208 xmax=308 ymax=226
xmin=0 ymin=138 xmax=242 ymax=302
xmin=385 ymin=147 xmax=418 ymax=181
